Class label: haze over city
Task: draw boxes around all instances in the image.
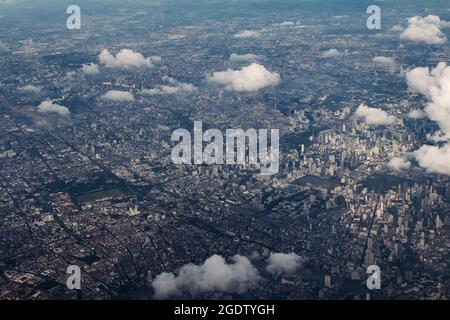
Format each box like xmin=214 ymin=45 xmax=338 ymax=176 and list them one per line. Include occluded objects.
xmin=0 ymin=0 xmax=449 ymax=301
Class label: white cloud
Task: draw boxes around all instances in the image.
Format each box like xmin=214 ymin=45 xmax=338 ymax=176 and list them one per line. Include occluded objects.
xmin=230 ymin=53 xmax=260 ymax=63
xmin=400 ymin=15 xmax=449 ymax=45
xmin=372 ymin=56 xmax=397 ymax=73
xmin=81 ymin=63 xmax=100 ymax=75
xmin=208 ymin=63 xmax=280 ymax=92
xmin=37 ymin=100 xmax=70 ymax=116
xmin=406 ymin=63 xmax=450 ymax=175
xmin=406 ymin=63 xmax=450 ymax=137
xmin=101 ymin=90 xmax=135 ymax=102
xmin=99 ymin=49 xmax=160 ymax=70
xmin=19 ymin=85 xmax=41 ymax=94
xmin=388 ymin=157 xmax=411 ymax=171
xmin=427 ymin=131 xmax=447 ymax=143
xmin=320 ymin=49 xmax=341 ymax=58
xmin=413 ymin=144 xmax=450 ymax=175
xmin=234 ymin=30 xmax=261 ymax=39
xmin=272 ymin=21 xmax=295 ymax=27
xmin=390 ymin=25 xmax=405 ymax=32
xmin=355 ymin=104 xmax=396 ymax=127
xmin=141 ymin=76 xmax=196 ymax=95
xmin=408 ymin=109 xmax=427 ymax=119
xmin=266 ymin=252 xmax=303 ymax=276
xmin=152 ymin=255 xmax=260 ymax=299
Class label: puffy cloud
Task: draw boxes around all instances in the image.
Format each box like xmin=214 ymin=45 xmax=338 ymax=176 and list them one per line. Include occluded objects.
xmin=413 ymin=144 xmax=450 ymax=175
xmin=141 ymin=76 xmax=196 ymax=95
xmin=406 ymin=67 xmax=436 ymax=97
xmin=81 ymin=63 xmax=100 ymax=75
xmin=152 ymin=255 xmax=260 ymax=299
xmin=37 ymin=100 xmax=70 ymax=116
xmin=99 ymin=49 xmax=160 ymax=70
xmin=390 ymin=25 xmax=405 ymax=32
xmin=234 ymin=30 xmax=261 ymax=39
xmin=372 ymin=56 xmax=397 ymax=73
xmin=208 ymin=63 xmax=280 ymax=92
xmin=266 ymin=252 xmax=303 ymax=276
xmin=400 ymin=15 xmax=449 ymax=45
xmin=406 ymin=63 xmax=450 ymax=137
xmin=19 ymin=85 xmax=41 ymax=94
xmin=408 ymin=109 xmax=427 ymax=119
xmin=406 ymin=63 xmax=450 ymax=175
xmin=320 ymin=49 xmax=341 ymax=58
xmin=101 ymin=90 xmax=135 ymax=102
xmin=355 ymin=104 xmax=396 ymax=127
xmin=230 ymin=53 xmax=260 ymax=63
xmin=388 ymin=157 xmax=411 ymax=171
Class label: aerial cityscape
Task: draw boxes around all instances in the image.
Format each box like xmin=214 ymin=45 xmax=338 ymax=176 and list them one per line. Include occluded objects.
xmin=0 ymin=0 xmax=449 ymax=301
